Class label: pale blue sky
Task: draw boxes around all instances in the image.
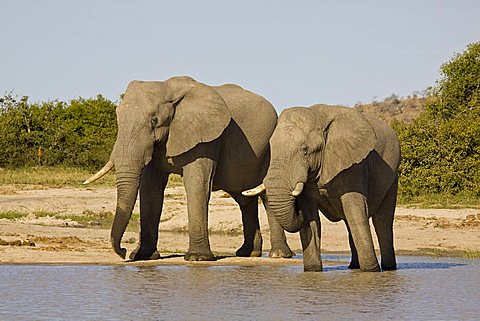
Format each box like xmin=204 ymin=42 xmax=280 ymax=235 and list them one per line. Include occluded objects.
xmin=1 ymin=0 xmax=479 ymax=110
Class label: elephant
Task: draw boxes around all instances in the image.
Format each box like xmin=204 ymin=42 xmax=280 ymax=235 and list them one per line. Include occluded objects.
xmin=244 ymin=104 xmax=400 ymax=272
xmin=84 ymin=76 xmax=294 ymax=261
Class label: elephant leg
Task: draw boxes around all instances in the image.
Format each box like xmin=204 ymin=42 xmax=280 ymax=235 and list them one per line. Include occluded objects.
xmin=260 ymin=193 xmax=294 ymax=258
xmin=229 ymin=192 xmax=263 ymax=257
xmin=299 ymin=214 xmax=322 ymax=272
xmin=182 ymin=157 xmax=216 ymax=261
xmin=298 ymin=197 xmax=322 ymax=272
xmin=372 ymin=178 xmax=398 ymax=271
xmin=345 ymin=222 xmax=360 ymax=269
xmin=130 ymin=162 xmax=168 ymax=261
xmin=341 ymin=192 xmax=380 ymax=272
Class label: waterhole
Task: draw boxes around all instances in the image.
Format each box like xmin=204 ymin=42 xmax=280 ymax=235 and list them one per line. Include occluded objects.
xmin=0 ymin=256 xmax=478 ymax=320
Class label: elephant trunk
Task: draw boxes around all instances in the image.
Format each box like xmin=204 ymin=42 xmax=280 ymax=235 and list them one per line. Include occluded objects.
xmin=111 ymin=169 xmax=141 ymax=259
xmin=264 ymin=146 xmax=308 ymax=233
xmin=266 ymin=188 xmax=304 ymax=233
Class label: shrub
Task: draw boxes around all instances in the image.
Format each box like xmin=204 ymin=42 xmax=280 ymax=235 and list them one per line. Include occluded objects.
xmin=0 ymin=94 xmax=117 ymax=169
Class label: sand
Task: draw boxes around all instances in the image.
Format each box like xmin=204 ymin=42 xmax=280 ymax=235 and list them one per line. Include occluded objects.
xmin=0 ymin=186 xmax=479 ymax=266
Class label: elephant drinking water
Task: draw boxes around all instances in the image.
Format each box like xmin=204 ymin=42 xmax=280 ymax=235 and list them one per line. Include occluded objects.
xmin=244 ymin=104 xmax=401 ymax=272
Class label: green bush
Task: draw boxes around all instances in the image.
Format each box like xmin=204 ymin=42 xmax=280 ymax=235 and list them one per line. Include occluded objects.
xmin=394 ymin=42 xmax=480 ymax=199
xmin=0 ymin=94 xmax=117 ymax=169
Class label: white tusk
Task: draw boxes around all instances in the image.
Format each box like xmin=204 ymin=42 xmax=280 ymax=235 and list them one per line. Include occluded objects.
xmin=292 ymin=182 xmax=304 ymax=196
xmin=83 ymin=160 xmax=114 ymax=185
xmin=242 ymin=183 xmax=266 ymax=197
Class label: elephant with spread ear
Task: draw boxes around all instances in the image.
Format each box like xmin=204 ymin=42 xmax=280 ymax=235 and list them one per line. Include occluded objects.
xmin=244 ymin=104 xmax=400 ymax=272
xmin=85 ymin=76 xmax=294 ymax=261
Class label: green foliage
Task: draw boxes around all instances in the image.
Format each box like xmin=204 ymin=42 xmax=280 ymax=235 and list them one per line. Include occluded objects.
xmin=394 ymin=42 xmax=480 ymax=199
xmin=427 ymin=42 xmax=480 ymax=118
xmin=0 ymin=94 xmax=117 ymax=169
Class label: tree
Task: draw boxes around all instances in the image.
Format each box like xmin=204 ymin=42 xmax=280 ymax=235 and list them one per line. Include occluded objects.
xmin=394 ymin=42 xmax=480 ymax=198
xmin=426 ymin=42 xmax=480 ymax=118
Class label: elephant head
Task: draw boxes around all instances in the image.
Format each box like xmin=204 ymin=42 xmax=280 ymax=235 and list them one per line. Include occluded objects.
xmin=84 ymin=76 xmax=231 ymax=258
xmin=262 ymin=105 xmax=376 ymax=233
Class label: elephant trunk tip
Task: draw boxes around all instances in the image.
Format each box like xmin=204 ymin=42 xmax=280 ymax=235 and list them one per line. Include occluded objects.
xmin=283 ymin=211 xmax=304 ymax=233
xmin=111 ymin=237 xmax=127 ymax=259
xmin=118 ymin=248 xmax=127 ymax=260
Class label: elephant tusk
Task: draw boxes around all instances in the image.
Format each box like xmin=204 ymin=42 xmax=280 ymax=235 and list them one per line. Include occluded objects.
xmin=83 ymin=160 xmax=114 ymax=185
xmin=292 ymin=182 xmax=304 ymax=197
xmin=241 ymin=183 xmax=266 ymax=197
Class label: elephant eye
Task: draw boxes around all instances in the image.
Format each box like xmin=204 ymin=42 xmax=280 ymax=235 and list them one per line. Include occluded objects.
xmin=300 ymin=143 xmax=308 ymax=155
xmin=151 ymin=115 xmax=158 ymax=127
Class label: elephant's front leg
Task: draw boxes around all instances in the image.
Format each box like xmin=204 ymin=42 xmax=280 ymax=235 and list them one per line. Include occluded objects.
xmin=130 ymin=162 xmax=169 ymax=260
xmin=341 ymin=192 xmax=380 ymax=272
xmin=298 ymin=198 xmax=322 ymax=272
xmin=182 ymin=157 xmax=216 ymax=261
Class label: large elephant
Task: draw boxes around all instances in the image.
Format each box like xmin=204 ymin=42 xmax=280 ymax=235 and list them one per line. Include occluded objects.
xmin=85 ymin=76 xmax=294 ymax=261
xmin=245 ymin=104 xmax=400 ymax=272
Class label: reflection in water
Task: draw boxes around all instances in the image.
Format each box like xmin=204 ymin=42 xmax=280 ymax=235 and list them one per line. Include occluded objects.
xmin=0 ymin=257 xmax=479 ymax=320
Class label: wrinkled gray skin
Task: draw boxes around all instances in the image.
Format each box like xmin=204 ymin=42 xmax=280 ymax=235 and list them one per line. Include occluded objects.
xmin=264 ymin=104 xmax=400 ymax=272
xmin=107 ymin=76 xmax=293 ymax=261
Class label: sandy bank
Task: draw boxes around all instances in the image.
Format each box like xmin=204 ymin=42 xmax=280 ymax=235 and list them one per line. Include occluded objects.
xmin=0 ymin=186 xmax=479 ymax=265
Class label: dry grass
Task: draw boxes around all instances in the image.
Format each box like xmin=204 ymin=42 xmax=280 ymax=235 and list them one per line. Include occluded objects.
xmin=0 ymin=166 xmax=183 ymax=192
xmin=397 ymin=192 xmax=480 ymax=209
xmin=0 ymin=166 xmax=116 ymax=189
xmin=462 ymin=250 xmax=480 ymax=259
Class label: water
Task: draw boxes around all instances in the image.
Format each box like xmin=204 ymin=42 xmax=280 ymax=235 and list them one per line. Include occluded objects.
xmin=0 ymin=256 xmax=478 ymax=321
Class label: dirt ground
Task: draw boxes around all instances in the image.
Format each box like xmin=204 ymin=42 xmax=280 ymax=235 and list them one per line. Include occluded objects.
xmin=0 ymin=186 xmax=479 ymax=266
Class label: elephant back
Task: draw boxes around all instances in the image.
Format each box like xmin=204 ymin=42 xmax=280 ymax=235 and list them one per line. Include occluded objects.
xmin=363 ymin=114 xmax=401 ymax=173
xmin=212 ymin=85 xmax=278 ymax=191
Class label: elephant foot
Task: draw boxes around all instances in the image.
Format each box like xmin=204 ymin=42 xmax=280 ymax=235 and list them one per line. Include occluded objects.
xmin=360 ymin=264 xmax=381 ymax=272
xmin=381 ymin=263 xmax=397 ymax=271
xmin=381 ymin=256 xmax=397 ymax=271
xmin=129 ymin=249 xmax=161 ymax=261
xmin=184 ymin=251 xmax=216 ymax=261
xmin=348 ymin=261 xmax=360 ymax=269
xmin=268 ymin=247 xmax=295 ymax=258
xmin=304 ymin=264 xmax=323 ymax=272
xmin=236 ymin=244 xmax=262 ymax=257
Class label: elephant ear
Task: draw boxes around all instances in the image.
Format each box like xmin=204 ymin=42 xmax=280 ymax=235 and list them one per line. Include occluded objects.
xmin=319 ymin=110 xmax=376 ymax=185
xmin=166 ymin=81 xmax=232 ymax=157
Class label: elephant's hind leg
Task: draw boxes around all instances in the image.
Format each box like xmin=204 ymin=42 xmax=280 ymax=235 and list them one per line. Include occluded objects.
xmin=230 ymin=192 xmax=263 ymax=257
xmin=131 ymin=162 xmax=168 ymax=261
xmin=372 ymin=178 xmax=398 ymax=271
xmin=345 ymin=223 xmax=360 ymax=269
xmin=341 ymin=192 xmax=380 ymax=272
xmin=260 ymin=193 xmax=295 ymax=258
